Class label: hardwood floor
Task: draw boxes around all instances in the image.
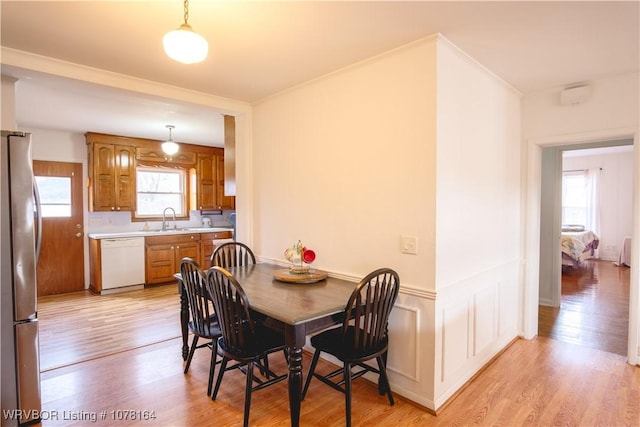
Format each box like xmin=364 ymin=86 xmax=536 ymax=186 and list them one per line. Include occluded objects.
xmin=36 ymin=278 xmax=639 ymax=426
xmin=538 ymin=259 xmax=631 ymax=355
xmin=38 ymin=284 xmax=182 ymax=371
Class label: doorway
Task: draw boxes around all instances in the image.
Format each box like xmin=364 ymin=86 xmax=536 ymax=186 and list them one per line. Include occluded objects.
xmin=527 ymin=134 xmax=638 ymax=363
xmin=33 ymin=161 xmax=84 ymax=296
xmin=543 ymin=145 xmax=633 ymax=355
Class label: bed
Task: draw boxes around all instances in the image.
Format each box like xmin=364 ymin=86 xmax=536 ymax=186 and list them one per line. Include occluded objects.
xmin=561 ymin=226 xmax=600 ymax=268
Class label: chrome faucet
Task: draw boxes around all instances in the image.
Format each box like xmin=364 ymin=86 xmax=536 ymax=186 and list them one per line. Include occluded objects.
xmin=161 ymin=207 xmax=177 ymax=231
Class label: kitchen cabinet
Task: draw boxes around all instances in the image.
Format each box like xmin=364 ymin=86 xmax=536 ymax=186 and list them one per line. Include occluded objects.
xmin=136 ymin=146 xmax=196 ymax=165
xmin=145 ymin=234 xmax=200 ymax=284
xmin=196 ymin=154 xmax=216 ymax=210
xmin=200 ymin=230 xmax=233 ymax=267
xmin=196 ymin=152 xmax=236 ymax=211
xmin=216 ymin=154 xmax=235 ymax=210
xmin=87 ymin=140 xmax=136 ymax=212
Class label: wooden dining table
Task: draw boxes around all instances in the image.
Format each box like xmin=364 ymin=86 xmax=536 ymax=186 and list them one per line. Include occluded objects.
xmin=177 ymin=262 xmax=357 ymax=427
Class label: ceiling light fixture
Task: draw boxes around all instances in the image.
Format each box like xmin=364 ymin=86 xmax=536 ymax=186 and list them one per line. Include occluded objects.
xmin=163 ymin=0 xmax=208 ymax=64
xmin=162 ymin=125 xmax=180 ymax=155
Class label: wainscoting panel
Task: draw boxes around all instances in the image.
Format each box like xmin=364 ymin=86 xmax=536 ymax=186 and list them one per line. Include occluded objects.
xmin=387 ymin=303 xmax=420 ymax=381
xmin=441 ymin=298 xmax=471 ymax=382
xmin=474 ymin=284 xmax=497 ymax=356
xmin=434 ymin=259 xmax=520 ymax=409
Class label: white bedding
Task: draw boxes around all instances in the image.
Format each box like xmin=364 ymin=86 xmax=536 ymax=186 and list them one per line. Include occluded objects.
xmin=561 ymin=230 xmax=599 ymax=268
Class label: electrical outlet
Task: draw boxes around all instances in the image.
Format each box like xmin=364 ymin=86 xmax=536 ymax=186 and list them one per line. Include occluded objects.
xmin=401 ymin=235 xmax=418 ymax=255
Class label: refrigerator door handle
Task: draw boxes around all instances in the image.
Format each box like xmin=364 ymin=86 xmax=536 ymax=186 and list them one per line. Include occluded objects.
xmin=33 ymin=179 xmax=42 ymax=263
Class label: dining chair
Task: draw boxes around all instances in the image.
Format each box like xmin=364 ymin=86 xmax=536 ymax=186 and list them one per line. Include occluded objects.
xmin=301 ymin=267 xmax=400 ymax=427
xmin=210 ymin=241 xmax=256 ymax=268
xmin=179 ymin=257 xmax=222 ymax=396
xmin=204 ymin=266 xmax=288 ymax=427
xmin=209 ymin=241 xmax=276 ymax=375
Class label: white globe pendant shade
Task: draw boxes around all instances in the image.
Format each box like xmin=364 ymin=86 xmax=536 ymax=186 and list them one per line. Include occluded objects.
xmin=162 ymin=125 xmax=180 ymax=155
xmin=162 ymin=141 xmax=180 ymax=155
xmin=163 ymin=23 xmax=208 ymax=64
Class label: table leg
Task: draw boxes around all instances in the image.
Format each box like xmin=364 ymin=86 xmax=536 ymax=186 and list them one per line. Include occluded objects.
xmin=287 ymin=345 xmax=303 ymax=427
xmin=285 ymin=324 xmax=306 ymax=427
xmin=178 ymin=279 xmax=189 ymax=360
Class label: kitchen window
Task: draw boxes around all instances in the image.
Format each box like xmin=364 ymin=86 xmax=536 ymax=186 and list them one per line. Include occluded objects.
xmin=136 ymin=166 xmax=187 ymax=218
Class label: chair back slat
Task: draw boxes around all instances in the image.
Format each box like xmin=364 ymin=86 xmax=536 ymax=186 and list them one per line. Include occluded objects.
xmin=211 ymin=242 xmax=257 ymax=268
xmin=343 ymin=268 xmax=399 ymax=352
xmin=180 ymin=258 xmax=215 ymax=336
xmin=205 ymin=266 xmax=256 ymax=353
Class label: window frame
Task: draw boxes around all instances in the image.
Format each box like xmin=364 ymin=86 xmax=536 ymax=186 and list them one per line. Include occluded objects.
xmin=561 ymin=169 xmax=588 ymax=227
xmin=133 ymin=164 xmax=190 ymax=221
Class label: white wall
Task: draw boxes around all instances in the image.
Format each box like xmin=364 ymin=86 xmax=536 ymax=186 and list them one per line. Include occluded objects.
xmin=433 ymin=38 xmax=521 ymax=406
xmin=251 ymin=34 xmax=522 ymax=410
xmin=523 ymin=73 xmax=639 ymax=140
xmin=252 ymin=36 xmax=438 ymax=288
xmin=1 ymin=75 xmax=17 ymax=130
xmin=252 ymin=35 xmax=439 ymax=405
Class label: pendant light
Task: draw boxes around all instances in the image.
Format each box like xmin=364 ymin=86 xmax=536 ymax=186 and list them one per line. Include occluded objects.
xmin=163 ymin=0 xmax=208 ymax=64
xmin=162 ymin=125 xmax=180 ymax=155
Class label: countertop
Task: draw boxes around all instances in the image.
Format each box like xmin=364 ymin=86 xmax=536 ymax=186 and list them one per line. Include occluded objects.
xmin=88 ymin=227 xmax=233 ymax=239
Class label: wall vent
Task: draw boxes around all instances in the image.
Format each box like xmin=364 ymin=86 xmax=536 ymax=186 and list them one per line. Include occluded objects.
xmin=560 ymin=84 xmax=590 ymax=105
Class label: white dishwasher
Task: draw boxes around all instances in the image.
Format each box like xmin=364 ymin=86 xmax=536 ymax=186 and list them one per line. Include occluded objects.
xmin=101 ymin=237 xmax=146 ymax=290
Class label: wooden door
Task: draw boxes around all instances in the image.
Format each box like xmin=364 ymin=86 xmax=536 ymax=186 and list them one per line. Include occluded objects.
xmin=33 ymin=161 xmax=84 ymax=296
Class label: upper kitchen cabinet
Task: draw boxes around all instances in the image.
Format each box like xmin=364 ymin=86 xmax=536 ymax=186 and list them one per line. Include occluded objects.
xmin=216 ymin=154 xmax=235 ymax=210
xmin=196 ymin=153 xmax=216 ymax=210
xmin=86 ymin=134 xmax=136 ymax=212
xmin=86 ymin=132 xmax=234 ymax=213
xmin=196 ymin=150 xmax=236 ymax=211
xmin=135 ymin=145 xmax=197 ymax=165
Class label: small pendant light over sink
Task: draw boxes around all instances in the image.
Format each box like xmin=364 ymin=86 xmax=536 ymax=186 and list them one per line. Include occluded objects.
xmin=162 ymin=125 xmax=180 ymax=155
xmin=163 ymin=0 xmax=208 ymax=64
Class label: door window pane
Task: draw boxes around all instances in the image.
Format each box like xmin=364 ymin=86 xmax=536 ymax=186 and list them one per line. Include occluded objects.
xmin=35 ymin=176 xmax=71 ymax=217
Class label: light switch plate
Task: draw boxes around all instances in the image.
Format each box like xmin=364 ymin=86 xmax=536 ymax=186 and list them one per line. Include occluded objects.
xmin=401 ymin=235 xmax=418 ymax=255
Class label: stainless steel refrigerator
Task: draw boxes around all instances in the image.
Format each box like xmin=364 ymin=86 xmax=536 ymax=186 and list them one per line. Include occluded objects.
xmin=1 ymin=131 xmax=42 ymax=426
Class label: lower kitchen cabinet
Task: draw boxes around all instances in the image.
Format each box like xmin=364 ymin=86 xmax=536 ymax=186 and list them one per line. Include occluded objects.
xmin=200 ymin=231 xmax=233 ymax=267
xmin=145 ymin=234 xmax=200 ymax=284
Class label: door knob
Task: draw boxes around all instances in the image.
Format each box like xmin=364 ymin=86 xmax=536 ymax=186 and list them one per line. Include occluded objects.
xmin=75 ymin=232 xmax=83 ymax=238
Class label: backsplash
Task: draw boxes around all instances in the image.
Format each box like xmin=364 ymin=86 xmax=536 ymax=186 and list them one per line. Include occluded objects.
xmin=88 ymin=210 xmax=234 ymax=234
